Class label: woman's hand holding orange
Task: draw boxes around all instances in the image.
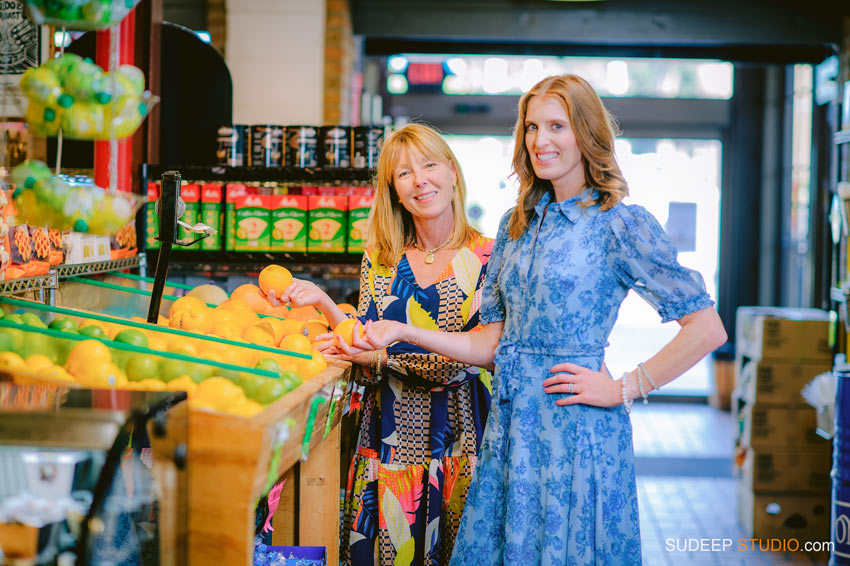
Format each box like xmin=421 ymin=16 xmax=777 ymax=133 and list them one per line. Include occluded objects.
xmin=266 ymin=278 xmax=332 ymax=310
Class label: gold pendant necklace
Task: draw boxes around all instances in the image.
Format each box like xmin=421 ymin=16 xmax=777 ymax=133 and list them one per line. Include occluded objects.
xmin=412 ymin=235 xmax=452 ymax=264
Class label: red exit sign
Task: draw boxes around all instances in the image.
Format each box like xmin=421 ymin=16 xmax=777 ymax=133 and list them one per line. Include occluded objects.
xmin=407 ymin=63 xmax=444 ymax=85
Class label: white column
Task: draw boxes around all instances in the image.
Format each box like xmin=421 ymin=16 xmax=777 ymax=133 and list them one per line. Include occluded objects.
xmin=225 ymin=0 xmax=326 ymax=124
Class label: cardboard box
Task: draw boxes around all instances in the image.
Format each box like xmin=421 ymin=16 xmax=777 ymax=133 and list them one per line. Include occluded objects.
xmin=270 ymin=195 xmax=308 ymax=252
xmin=735 ymin=359 xmax=832 ymax=405
xmin=735 ymin=306 xmax=830 ymax=362
xmin=738 ymin=402 xmax=832 ymax=452
xmin=307 ymin=195 xmax=347 ymax=253
xmin=200 ymin=183 xmax=223 ymax=251
xmin=739 ymin=448 xmax=831 ymax=493
xmin=347 ymin=195 xmax=373 ymax=253
xmin=180 ymin=183 xmax=201 ymax=248
xmin=233 ymin=194 xmax=271 ymax=251
xmin=738 ymin=483 xmax=830 ymax=541
xmin=146 ymin=182 xmax=160 ymax=250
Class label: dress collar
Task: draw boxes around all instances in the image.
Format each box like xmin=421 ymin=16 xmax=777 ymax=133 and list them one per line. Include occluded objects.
xmin=533 ymin=187 xmax=597 ymax=224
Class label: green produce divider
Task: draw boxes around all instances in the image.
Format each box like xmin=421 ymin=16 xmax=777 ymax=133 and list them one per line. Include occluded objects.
xmin=0 ymin=317 xmax=276 ymax=379
xmin=70 ymin=275 xmax=301 ymax=318
xmin=0 ymin=296 xmax=312 ymax=361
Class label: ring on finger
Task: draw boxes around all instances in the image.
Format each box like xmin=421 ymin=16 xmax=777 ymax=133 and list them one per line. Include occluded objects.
xmin=568 ymin=383 xmax=574 ymax=394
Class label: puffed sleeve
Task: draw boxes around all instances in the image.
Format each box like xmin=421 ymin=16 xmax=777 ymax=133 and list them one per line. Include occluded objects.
xmin=479 ymin=209 xmax=512 ymax=325
xmin=608 ymin=204 xmax=714 ymax=323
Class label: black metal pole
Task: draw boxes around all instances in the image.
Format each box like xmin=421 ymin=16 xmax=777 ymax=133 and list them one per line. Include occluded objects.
xmin=147 ymin=171 xmax=181 ymax=323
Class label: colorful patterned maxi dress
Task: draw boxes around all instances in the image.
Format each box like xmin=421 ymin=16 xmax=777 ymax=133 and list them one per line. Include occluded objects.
xmin=450 ymin=189 xmax=714 ymax=566
xmin=343 ymin=236 xmax=494 ymax=566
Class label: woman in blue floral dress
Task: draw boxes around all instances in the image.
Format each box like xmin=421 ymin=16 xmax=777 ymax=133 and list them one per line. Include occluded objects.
xmin=343 ymin=75 xmax=727 ymax=565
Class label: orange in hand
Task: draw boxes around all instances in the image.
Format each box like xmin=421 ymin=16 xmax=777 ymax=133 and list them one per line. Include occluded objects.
xmin=258 ymin=265 xmax=294 ymax=298
xmin=334 ymin=318 xmax=364 ymax=347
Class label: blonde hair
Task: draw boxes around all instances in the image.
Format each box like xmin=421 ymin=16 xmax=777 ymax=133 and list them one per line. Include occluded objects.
xmin=367 ymin=123 xmax=480 ymax=267
xmin=508 ymin=74 xmax=629 ymax=239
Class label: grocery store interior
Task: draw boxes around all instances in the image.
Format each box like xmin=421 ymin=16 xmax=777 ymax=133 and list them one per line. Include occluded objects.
xmin=1 ymin=0 xmax=850 ymax=565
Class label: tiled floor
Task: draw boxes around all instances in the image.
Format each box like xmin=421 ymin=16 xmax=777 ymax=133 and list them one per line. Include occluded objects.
xmin=631 ymin=402 xmax=830 ymax=566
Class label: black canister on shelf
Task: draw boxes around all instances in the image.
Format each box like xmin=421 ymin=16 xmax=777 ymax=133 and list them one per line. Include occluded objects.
xmin=286 ymin=125 xmax=319 ymax=168
xmin=216 ymin=124 xmax=249 ymax=167
xmin=250 ymin=125 xmax=285 ymax=167
xmin=352 ymin=126 xmax=384 ymax=169
xmin=319 ymin=125 xmax=352 ymax=168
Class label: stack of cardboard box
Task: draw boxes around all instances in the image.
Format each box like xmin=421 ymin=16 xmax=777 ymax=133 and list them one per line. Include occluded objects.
xmin=733 ymin=307 xmax=832 ymax=541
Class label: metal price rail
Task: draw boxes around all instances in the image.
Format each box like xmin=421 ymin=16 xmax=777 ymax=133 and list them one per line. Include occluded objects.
xmin=0 ymin=256 xmax=146 ymax=303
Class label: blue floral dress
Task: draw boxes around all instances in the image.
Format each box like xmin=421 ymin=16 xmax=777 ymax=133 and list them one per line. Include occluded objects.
xmin=450 ymin=189 xmax=714 ymax=566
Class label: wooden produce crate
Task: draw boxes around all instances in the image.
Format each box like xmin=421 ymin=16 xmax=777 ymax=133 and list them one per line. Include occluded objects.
xmin=172 ymin=361 xmax=351 ymax=566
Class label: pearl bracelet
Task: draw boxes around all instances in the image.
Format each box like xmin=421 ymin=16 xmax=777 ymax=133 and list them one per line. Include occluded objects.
xmin=620 ymin=373 xmax=633 ymax=414
xmin=638 ymin=363 xmax=659 ymax=392
xmin=636 ymin=365 xmax=649 ymax=405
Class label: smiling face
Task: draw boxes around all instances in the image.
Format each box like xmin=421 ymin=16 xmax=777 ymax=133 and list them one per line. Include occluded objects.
xmin=524 ymin=94 xmax=586 ymax=200
xmin=392 ymin=147 xmax=457 ymax=224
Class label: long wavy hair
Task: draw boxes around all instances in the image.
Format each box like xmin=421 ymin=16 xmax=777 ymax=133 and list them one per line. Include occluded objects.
xmin=508 ymin=74 xmax=629 ymax=239
xmin=367 ymin=123 xmax=480 ymax=267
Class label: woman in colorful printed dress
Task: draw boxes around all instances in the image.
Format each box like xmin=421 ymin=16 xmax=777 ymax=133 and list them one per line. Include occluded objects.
xmin=278 ymin=123 xmax=494 ymax=566
xmin=339 ymin=74 xmax=728 ymax=565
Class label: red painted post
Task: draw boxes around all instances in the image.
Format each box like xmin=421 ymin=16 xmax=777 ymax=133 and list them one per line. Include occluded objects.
xmin=93 ymin=8 xmax=136 ymax=193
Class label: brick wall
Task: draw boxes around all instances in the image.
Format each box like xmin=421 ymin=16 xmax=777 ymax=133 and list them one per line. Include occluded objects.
xmin=224 ymin=0 xmax=326 ymax=124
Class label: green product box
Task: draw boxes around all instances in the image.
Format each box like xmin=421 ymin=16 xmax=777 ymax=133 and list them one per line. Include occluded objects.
xmin=200 ymin=183 xmax=223 ymax=251
xmin=347 ymin=194 xmax=374 ymax=253
xmin=270 ymin=194 xmax=308 ymax=252
xmin=225 ymin=183 xmax=249 ymax=251
xmin=234 ymin=194 xmax=272 ymax=251
xmin=179 ymin=184 xmax=201 ymax=248
xmin=146 ymin=182 xmax=160 ymax=250
xmin=307 ymin=195 xmax=348 ymax=253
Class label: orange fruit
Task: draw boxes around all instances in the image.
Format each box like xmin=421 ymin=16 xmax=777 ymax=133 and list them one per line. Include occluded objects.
xmin=334 ymin=318 xmax=364 ymax=347
xmin=166 ymin=375 xmax=198 ymax=395
xmin=288 ymin=306 xmax=322 ymax=322
xmin=168 ymin=339 xmax=199 ymax=357
xmin=303 ymin=319 xmax=330 ymax=343
xmin=136 ymin=378 xmax=166 ymax=391
xmin=337 ymin=303 xmax=357 ymax=317
xmin=301 ymin=349 xmax=328 ymax=380
xmin=258 ymin=265 xmax=294 ymax=297
xmin=229 ymin=308 xmax=260 ymax=331
xmin=260 ymin=317 xmax=286 ymax=344
xmin=211 ymin=308 xmax=235 ymax=326
xmin=66 ymin=339 xmax=112 ymax=376
xmin=280 ymin=318 xmax=306 ymax=337
xmin=194 ymin=376 xmax=245 ymax=411
xmin=0 ymin=352 xmax=25 ymax=371
xmin=218 ymin=298 xmax=250 ymax=312
xmin=215 ymin=321 xmax=243 ymax=340
xmin=228 ymin=399 xmax=264 ymax=418
xmin=265 ymin=305 xmax=292 ymax=319
xmin=169 ymin=295 xmax=207 ymax=318
xmin=243 ymin=322 xmax=276 ymax=347
xmin=169 ymin=307 xmax=214 ymax=334
xmin=231 ymin=284 xmax=270 ymax=314
xmin=279 ymin=333 xmax=312 ymax=356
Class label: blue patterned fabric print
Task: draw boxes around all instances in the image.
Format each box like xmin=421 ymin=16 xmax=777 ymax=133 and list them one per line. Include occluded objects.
xmin=342 ymin=237 xmax=495 ymax=566
xmin=451 ymin=188 xmax=713 ymax=566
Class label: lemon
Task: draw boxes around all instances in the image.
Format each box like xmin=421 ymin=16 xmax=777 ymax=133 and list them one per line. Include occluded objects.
xmin=25 ymin=354 xmax=54 ymax=371
xmin=0 ymin=352 xmax=25 ymax=371
xmin=194 ymin=376 xmax=245 ymax=411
